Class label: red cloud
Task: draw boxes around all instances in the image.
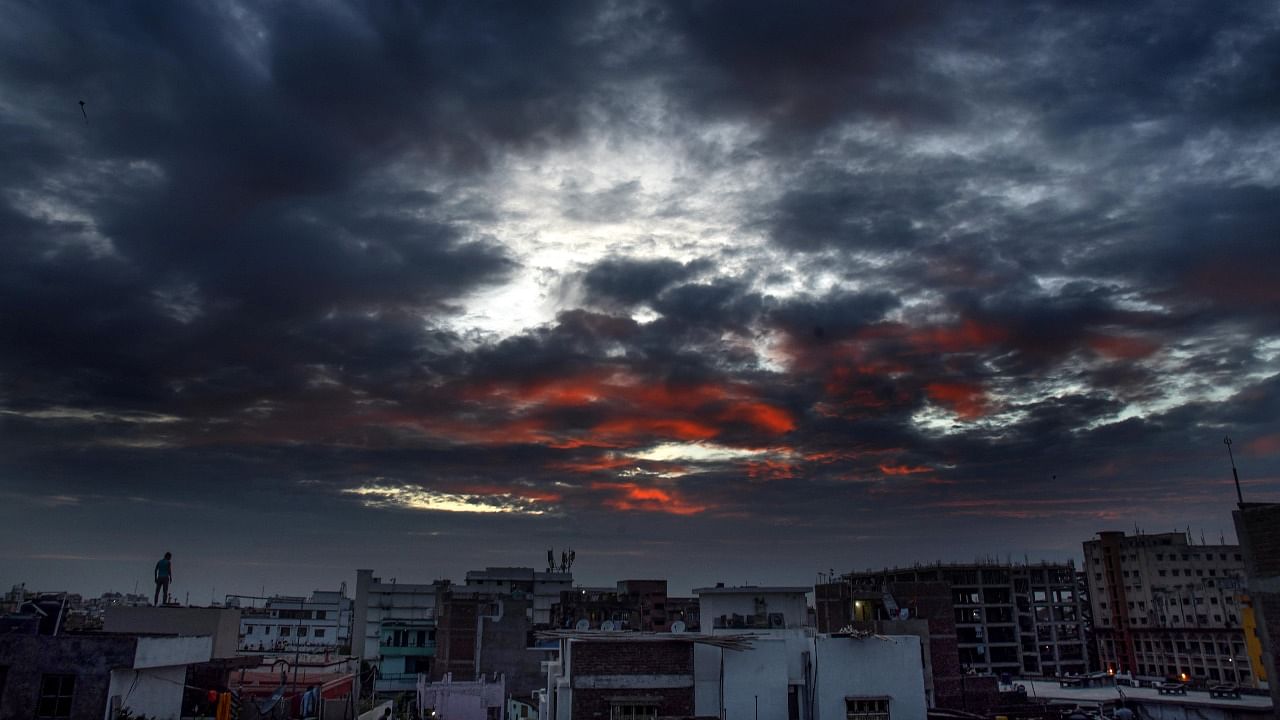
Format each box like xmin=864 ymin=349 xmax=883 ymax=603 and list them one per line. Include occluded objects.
xmin=743 ymin=458 xmax=795 ymax=481
xmin=462 ymin=373 xmax=793 ymax=447
xmin=591 ymin=481 xmax=708 ymax=515
xmin=925 ymin=382 xmax=988 ymax=419
xmin=878 ymin=463 xmax=932 ymax=476
xmin=910 ymin=318 xmax=1009 ymax=353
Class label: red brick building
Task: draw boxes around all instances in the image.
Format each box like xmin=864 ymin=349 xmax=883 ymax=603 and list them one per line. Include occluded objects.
xmin=550 ymin=638 xmax=700 ymax=719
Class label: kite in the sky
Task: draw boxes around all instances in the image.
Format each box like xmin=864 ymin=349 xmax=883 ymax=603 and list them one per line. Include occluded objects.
xmin=79 ymin=100 xmax=87 ymax=123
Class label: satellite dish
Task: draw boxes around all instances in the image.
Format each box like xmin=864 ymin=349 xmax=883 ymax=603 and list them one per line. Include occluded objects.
xmin=600 ymin=620 xmax=616 ymax=631
xmin=670 ymin=621 xmax=686 ymax=633
xmin=898 ymin=608 xmax=910 ymax=620
xmin=575 ymin=619 xmax=590 ymax=632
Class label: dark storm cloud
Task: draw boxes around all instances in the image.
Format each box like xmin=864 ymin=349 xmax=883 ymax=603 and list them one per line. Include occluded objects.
xmin=662 ymin=0 xmax=954 ymax=133
xmin=581 ymin=257 xmax=702 ymax=307
xmin=1 ymin=0 xmax=1278 ymax=596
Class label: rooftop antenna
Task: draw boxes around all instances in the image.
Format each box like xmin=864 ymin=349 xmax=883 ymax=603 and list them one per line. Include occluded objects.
xmin=1224 ymin=436 xmax=1243 ymax=504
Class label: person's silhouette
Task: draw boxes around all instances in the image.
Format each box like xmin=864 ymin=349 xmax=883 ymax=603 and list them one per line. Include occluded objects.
xmin=154 ymin=552 xmax=173 ymax=605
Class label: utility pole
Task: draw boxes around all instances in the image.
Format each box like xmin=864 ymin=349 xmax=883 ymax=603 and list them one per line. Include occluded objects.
xmin=1224 ymin=436 xmax=1243 ymax=505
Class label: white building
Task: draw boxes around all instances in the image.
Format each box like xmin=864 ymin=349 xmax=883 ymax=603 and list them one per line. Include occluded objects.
xmin=352 ymin=569 xmax=449 ymax=693
xmin=239 ymin=587 xmax=354 ymax=653
xmin=108 ymin=635 xmax=215 ymax=719
xmin=463 ymin=567 xmax=572 ymax=627
xmin=417 ymin=672 xmax=506 ymax=720
xmin=694 ymin=585 xmax=927 ymax=720
xmin=538 ymin=586 xmax=927 ymax=720
xmin=696 ymin=584 xmax=811 ymax=631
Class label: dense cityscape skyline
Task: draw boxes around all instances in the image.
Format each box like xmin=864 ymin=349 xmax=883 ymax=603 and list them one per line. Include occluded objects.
xmin=2 ymin=1 xmax=1279 ymax=600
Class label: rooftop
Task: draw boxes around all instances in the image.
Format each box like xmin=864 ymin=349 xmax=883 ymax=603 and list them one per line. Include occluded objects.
xmin=693 ymin=585 xmax=811 ymax=595
xmin=1022 ymin=680 xmax=1272 ymax=713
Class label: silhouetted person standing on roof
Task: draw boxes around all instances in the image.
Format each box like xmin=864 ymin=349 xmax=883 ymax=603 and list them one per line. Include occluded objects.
xmin=154 ymin=552 xmax=172 ymax=605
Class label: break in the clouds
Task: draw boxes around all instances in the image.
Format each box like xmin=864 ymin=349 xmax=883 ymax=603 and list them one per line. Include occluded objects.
xmin=2 ymin=0 xmax=1279 ymax=595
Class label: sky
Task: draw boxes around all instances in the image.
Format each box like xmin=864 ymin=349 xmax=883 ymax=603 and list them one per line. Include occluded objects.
xmin=2 ymin=1 xmax=1279 ymax=600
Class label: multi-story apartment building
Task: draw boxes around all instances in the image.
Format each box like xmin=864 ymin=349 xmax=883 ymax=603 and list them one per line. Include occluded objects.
xmin=1082 ymin=530 xmax=1263 ymax=687
xmin=462 ymin=567 xmax=573 ymax=627
xmin=352 ymin=569 xmax=451 ymax=692
xmin=238 ymin=587 xmax=353 ymax=653
xmin=353 ymin=566 xmax=574 ymax=694
xmin=840 ymin=562 xmax=1090 ymax=677
xmin=551 ymin=579 xmax=699 ymax=632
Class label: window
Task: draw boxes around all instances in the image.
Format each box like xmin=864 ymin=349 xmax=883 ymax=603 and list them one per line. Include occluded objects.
xmin=246 ymin=625 xmax=254 ymax=634
xmin=315 ymin=611 xmax=327 ymax=620
xmin=297 ymin=628 xmax=308 ymax=637
xmin=314 ymin=629 xmax=325 ymax=637
xmin=279 ymin=627 xmax=291 ymax=637
xmin=610 ymin=704 xmax=657 ymax=720
xmin=846 ymin=697 xmax=891 ymax=720
xmin=38 ymin=674 xmax=75 ymax=718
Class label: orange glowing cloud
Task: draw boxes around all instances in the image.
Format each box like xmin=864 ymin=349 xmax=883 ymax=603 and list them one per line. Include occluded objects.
xmin=592 ymin=417 xmax=720 ymax=442
xmin=926 ymin=382 xmax=988 ymax=419
xmin=744 ymin=458 xmax=795 ymax=481
xmin=719 ymin=401 xmax=795 ymax=434
xmin=456 ymin=373 xmax=793 ymax=448
xmin=879 ymin=463 xmax=932 ymax=476
xmin=911 ymin=318 xmax=1009 ymax=353
xmin=591 ymin=481 xmax=708 ymax=515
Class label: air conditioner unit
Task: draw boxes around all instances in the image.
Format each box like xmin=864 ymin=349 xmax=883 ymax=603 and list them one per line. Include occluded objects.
xmin=768 ymin=613 xmax=785 ymax=628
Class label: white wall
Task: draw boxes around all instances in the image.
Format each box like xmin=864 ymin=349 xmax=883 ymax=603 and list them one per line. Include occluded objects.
xmin=692 ymin=632 xmax=927 ymax=720
xmin=133 ymin=635 xmax=212 ymax=668
xmin=723 ymin=637 xmax=790 ymax=720
xmin=108 ymin=666 xmax=188 ymax=720
xmin=814 ymin=635 xmax=927 ymax=720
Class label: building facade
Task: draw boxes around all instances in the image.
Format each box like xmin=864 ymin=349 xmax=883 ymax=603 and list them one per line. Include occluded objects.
xmin=1234 ymin=503 xmax=1280 ymax=708
xmin=840 ymin=562 xmax=1090 ymax=678
xmin=0 ymin=631 xmax=213 ymax=720
xmin=239 ymin=588 xmax=354 ymax=653
xmin=540 ymin=587 xmax=926 ymax=720
xmin=352 ymin=569 xmax=450 ymax=693
xmin=551 ymin=579 xmax=699 ymax=632
xmin=692 ymin=585 xmax=928 ymax=720
xmin=462 ymin=567 xmax=572 ymax=627
xmin=1082 ymin=530 xmax=1262 ymax=686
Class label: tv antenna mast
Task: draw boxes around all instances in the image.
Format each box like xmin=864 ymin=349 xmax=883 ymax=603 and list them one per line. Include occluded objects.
xmin=1224 ymin=436 xmax=1243 ymax=504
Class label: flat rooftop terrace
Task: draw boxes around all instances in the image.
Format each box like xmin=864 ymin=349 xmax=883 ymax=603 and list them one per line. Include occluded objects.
xmin=1022 ymin=680 xmax=1273 ymax=715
